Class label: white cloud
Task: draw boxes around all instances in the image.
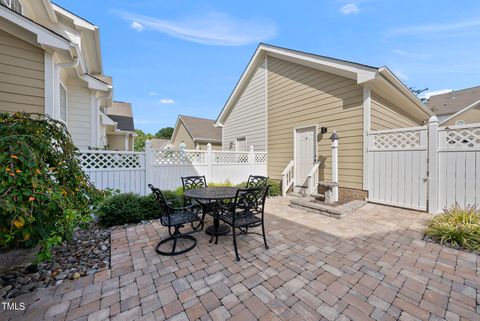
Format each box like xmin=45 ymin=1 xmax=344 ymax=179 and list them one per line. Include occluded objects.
xmin=148 ymin=92 xmax=158 ymax=96
xmin=420 ymin=89 xmax=453 ymax=100
xmin=159 ymin=98 xmax=175 ymax=104
xmin=116 ymin=11 xmax=277 ymax=46
xmin=131 ymin=21 xmax=144 ymax=31
xmin=340 ymin=3 xmax=359 ymax=15
xmin=389 ymin=18 xmax=480 ymax=36
xmin=390 ymin=49 xmax=430 ymax=59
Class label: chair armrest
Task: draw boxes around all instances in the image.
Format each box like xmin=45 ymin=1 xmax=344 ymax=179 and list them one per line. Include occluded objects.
xmin=169 ymin=204 xmax=196 ymax=211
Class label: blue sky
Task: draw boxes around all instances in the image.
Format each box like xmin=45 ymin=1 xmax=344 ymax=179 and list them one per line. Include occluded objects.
xmin=56 ymin=0 xmax=480 ymax=134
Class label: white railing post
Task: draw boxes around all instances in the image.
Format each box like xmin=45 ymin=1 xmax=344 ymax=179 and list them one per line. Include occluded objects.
xmin=248 ymin=145 xmax=255 ymax=173
xmin=428 ymin=116 xmax=439 ymax=214
xmin=145 ymin=140 xmax=153 ymax=195
xmin=331 ymin=131 xmax=339 ymax=202
xmin=206 ymin=143 xmax=213 ymax=182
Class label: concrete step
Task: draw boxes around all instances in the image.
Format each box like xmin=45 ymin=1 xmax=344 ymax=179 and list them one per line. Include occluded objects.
xmin=289 ymin=198 xmax=366 ymax=219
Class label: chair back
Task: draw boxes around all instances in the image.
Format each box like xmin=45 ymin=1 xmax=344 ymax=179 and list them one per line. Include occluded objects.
xmin=181 ymin=176 xmax=208 ymax=191
xmin=148 ymin=184 xmax=170 ymax=216
xmin=246 ymin=175 xmax=269 ymax=188
xmin=234 ymin=186 xmax=270 ymax=215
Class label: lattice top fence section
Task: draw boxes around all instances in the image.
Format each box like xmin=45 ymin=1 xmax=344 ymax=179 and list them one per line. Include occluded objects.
xmin=255 ymin=153 xmax=267 ymax=163
xmin=153 ymin=150 xmax=207 ymax=165
xmin=79 ymin=152 xmax=144 ymax=169
xmin=371 ymin=130 xmax=422 ymax=149
xmin=213 ymin=152 xmax=248 ymax=164
xmin=442 ymin=127 xmax=480 ymax=148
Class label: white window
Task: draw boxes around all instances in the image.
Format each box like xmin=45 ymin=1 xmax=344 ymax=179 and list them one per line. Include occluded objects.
xmin=1 ymin=0 xmax=23 ymax=15
xmin=236 ymin=137 xmax=247 ymax=151
xmin=59 ymin=83 xmax=67 ymax=122
xmin=455 ymin=120 xmax=465 ymax=126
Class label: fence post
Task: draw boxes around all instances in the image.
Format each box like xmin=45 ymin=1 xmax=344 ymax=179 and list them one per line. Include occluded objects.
xmin=428 ymin=116 xmax=439 ymax=214
xmin=248 ymin=145 xmax=255 ymax=174
xmin=206 ymin=143 xmax=213 ymax=182
xmin=145 ymin=140 xmax=153 ymax=195
xmin=331 ymin=131 xmax=339 ymax=202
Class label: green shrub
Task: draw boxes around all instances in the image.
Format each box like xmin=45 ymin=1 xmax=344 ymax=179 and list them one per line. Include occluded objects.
xmin=96 ymin=191 xmax=185 ymax=227
xmin=0 ymin=112 xmax=101 ymax=261
xmin=425 ymin=205 xmax=480 ymax=252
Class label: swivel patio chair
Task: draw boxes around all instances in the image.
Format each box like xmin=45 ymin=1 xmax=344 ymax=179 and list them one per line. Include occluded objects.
xmin=218 ymin=186 xmax=270 ymax=261
xmin=149 ymin=184 xmax=201 ymax=256
xmin=181 ymin=175 xmax=210 ymax=231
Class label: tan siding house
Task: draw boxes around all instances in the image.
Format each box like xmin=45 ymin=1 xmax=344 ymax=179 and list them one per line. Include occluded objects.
xmin=222 ymin=59 xmax=266 ymax=151
xmin=0 ymin=29 xmax=45 ymax=114
xmin=0 ymin=1 xmax=135 ymax=150
xmin=442 ymin=108 xmax=480 ymax=126
xmin=170 ymin=115 xmax=222 ymax=150
xmin=216 ymin=44 xmax=432 ymax=199
xmin=370 ymin=93 xmax=421 ymax=131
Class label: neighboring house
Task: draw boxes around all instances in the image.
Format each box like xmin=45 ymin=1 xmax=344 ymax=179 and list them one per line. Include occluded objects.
xmin=0 ymin=1 xmax=131 ymax=150
xmin=150 ymin=138 xmax=172 ymax=150
xmin=427 ymin=86 xmax=480 ymax=126
xmin=103 ymin=101 xmax=136 ymax=151
xmin=170 ymin=115 xmax=222 ymax=150
xmin=215 ymin=44 xmax=432 ymax=199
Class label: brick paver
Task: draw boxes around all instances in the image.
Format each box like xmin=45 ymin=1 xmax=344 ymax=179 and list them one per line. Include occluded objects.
xmin=3 ymin=198 xmax=480 ymax=321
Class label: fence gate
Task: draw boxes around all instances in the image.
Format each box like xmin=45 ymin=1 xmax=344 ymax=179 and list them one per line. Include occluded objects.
xmin=367 ymin=127 xmax=428 ymax=211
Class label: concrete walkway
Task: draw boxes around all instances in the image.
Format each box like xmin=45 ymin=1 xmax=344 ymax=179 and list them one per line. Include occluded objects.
xmin=2 ymin=197 xmax=479 ymax=321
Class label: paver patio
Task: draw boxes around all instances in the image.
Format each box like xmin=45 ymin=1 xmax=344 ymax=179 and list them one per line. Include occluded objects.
xmin=3 ymin=197 xmax=479 ymax=321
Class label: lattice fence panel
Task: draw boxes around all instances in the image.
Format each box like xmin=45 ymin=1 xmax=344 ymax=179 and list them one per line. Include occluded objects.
xmin=213 ymin=152 xmax=248 ymax=164
xmin=373 ymin=131 xmax=421 ymax=149
xmin=79 ymin=152 xmax=144 ymax=169
xmin=255 ymin=153 xmax=267 ymax=163
xmin=153 ymin=150 xmax=207 ymax=165
xmin=444 ymin=128 xmax=480 ymax=148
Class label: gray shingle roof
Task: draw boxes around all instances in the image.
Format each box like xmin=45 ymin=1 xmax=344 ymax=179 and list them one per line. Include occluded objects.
xmin=179 ymin=115 xmax=222 ymax=142
xmin=107 ymin=115 xmax=134 ymax=131
xmin=428 ymin=86 xmax=480 ymax=116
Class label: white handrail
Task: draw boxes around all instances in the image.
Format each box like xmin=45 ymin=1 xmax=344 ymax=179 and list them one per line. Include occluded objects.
xmin=281 ymin=160 xmax=295 ymax=196
xmin=306 ymin=161 xmax=321 ymax=195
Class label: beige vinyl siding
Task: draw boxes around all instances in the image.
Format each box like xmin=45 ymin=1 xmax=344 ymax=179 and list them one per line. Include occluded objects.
xmin=0 ymin=30 xmax=44 ymax=114
xmin=370 ymin=93 xmax=421 ymax=130
xmin=197 ymin=142 xmax=222 ymax=150
xmin=107 ymin=134 xmax=126 ymax=151
xmin=171 ymin=121 xmax=195 ymax=149
xmin=267 ymin=57 xmax=364 ymax=190
xmin=443 ymin=108 xmax=480 ymax=126
xmin=223 ymin=59 xmax=266 ymax=151
xmin=67 ymin=84 xmax=92 ymax=149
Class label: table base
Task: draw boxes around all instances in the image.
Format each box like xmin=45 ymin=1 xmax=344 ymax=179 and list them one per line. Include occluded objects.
xmin=205 ymin=224 xmax=230 ymax=236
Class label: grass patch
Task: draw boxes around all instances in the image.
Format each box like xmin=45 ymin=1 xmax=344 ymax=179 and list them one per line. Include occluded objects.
xmin=425 ymin=205 xmax=480 ymax=253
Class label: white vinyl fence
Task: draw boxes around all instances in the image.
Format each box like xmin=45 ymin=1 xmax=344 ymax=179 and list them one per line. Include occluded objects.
xmin=79 ymin=143 xmax=267 ymax=195
xmin=367 ymin=127 xmax=428 ymax=211
xmin=367 ymin=118 xmax=480 ymax=213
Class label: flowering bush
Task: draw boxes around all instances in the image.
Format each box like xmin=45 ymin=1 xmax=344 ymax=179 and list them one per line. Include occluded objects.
xmin=0 ymin=112 xmax=101 ymax=260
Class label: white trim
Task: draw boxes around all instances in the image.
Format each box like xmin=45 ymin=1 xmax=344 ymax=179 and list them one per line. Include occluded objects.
xmin=44 ymin=52 xmax=54 ymax=117
xmin=439 ymin=99 xmax=480 ymax=125
xmin=369 ymin=126 xmax=428 ymax=134
xmin=0 ymin=4 xmax=70 ymax=50
xmin=264 ymin=55 xmax=268 ymax=158
xmin=362 ymin=86 xmax=371 ymax=190
xmin=293 ymin=124 xmax=318 ymax=187
xmin=59 ymin=81 xmax=68 ymax=124
xmin=90 ymin=92 xmax=97 ymax=147
xmin=124 ymin=134 xmax=129 ymax=151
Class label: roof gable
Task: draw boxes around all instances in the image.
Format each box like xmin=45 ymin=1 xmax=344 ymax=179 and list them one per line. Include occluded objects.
xmin=428 ymin=86 xmax=480 ymax=116
xmin=215 ymin=43 xmax=431 ymax=126
xmin=172 ymin=115 xmax=222 ymax=143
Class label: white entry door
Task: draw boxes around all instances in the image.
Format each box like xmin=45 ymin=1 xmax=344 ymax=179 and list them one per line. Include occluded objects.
xmin=295 ymin=127 xmax=316 ymax=187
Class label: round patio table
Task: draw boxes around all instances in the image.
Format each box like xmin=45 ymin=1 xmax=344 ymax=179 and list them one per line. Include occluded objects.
xmin=183 ymin=186 xmax=239 ymax=236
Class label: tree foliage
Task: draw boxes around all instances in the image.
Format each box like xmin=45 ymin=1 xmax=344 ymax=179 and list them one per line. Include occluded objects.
xmin=133 ymin=129 xmax=154 ymax=151
xmin=0 ymin=112 xmax=101 ymax=260
xmin=155 ymin=127 xmax=174 ymax=139
xmin=409 ymin=87 xmax=429 ymax=104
